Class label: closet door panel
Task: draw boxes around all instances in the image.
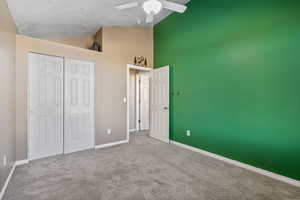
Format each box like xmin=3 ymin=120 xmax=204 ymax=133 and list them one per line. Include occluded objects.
xmin=28 ymin=53 xmax=64 ymax=160
xmin=64 ymin=59 xmax=95 ymax=154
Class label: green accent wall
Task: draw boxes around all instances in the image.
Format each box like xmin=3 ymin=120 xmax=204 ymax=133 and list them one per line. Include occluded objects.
xmin=154 ymin=0 xmax=300 ymax=181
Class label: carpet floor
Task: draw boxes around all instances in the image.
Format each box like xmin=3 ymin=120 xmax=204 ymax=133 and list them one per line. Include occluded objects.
xmin=4 ymin=133 xmax=300 ymax=200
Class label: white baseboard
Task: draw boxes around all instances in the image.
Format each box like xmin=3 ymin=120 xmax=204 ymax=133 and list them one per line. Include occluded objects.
xmin=0 ymin=163 xmax=16 ymax=200
xmin=15 ymin=159 xmax=29 ymax=166
xmin=170 ymin=140 xmax=300 ymax=188
xmin=0 ymin=159 xmax=30 ymax=200
xmin=95 ymin=140 xmax=129 ymax=149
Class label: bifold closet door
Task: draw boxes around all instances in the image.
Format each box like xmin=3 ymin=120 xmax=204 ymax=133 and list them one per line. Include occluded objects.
xmin=64 ymin=59 xmax=95 ymax=154
xmin=28 ymin=53 xmax=64 ymax=160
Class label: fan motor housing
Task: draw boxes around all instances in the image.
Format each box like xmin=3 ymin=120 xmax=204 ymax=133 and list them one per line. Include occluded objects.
xmin=143 ymin=0 xmax=163 ymax=15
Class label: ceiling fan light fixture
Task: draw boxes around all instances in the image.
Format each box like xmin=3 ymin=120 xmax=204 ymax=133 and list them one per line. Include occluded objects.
xmin=143 ymin=0 xmax=162 ymax=15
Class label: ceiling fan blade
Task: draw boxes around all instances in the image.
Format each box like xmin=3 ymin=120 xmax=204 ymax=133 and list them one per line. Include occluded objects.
xmin=161 ymin=0 xmax=187 ymax=13
xmin=146 ymin=13 xmax=154 ymax=23
xmin=116 ymin=2 xmax=138 ymax=10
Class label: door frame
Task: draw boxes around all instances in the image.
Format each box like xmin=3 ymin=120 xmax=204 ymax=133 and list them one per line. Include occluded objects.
xmin=126 ymin=64 xmax=152 ymax=140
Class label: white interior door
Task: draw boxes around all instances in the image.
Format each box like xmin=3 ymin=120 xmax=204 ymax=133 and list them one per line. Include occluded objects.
xmin=64 ymin=59 xmax=95 ymax=154
xmin=140 ymin=75 xmax=150 ymax=130
xmin=28 ymin=53 xmax=64 ymax=160
xmin=150 ymin=66 xmax=169 ymax=143
xmin=129 ymin=70 xmax=137 ymax=131
xmin=135 ymin=74 xmax=140 ymax=131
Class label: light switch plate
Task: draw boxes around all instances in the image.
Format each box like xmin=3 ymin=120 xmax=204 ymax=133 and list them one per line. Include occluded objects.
xmin=3 ymin=155 xmax=7 ymax=167
xmin=187 ymin=130 xmax=191 ymax=136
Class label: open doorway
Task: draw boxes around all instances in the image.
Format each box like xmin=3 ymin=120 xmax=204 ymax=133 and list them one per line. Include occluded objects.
xmin=126 ymin=64 xmax=170 ymax=143
xmin=128 ymin=66 xmax=151 ymax=134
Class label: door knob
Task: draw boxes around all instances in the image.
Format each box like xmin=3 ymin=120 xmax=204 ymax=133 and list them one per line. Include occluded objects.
xmin=163 ymin=107 xmax=169 ymax=110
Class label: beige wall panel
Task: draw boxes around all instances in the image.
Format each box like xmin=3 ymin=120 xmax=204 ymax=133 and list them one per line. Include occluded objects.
xmin=47 ymin=35 xmax=95 ymax=49
xmin=16 ymin=26 xmax=153 ymax=160
xmin=0 ymin=0 xmax=17 ymax=189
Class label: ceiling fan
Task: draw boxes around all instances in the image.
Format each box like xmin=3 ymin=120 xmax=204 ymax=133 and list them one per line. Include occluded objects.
xmin=116 ymin=0 xmax=187 ymax=24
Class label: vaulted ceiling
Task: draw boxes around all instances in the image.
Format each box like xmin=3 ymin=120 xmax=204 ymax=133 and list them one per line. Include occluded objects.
xmin=7 ymin=0 xmax=189 ymax=38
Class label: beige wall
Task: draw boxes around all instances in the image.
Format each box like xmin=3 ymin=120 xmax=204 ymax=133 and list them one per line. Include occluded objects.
xmin=0 ymin=0 xmax=17 ymax=189
xmin=47 ymin=35 xmax=95 ymax=49
xmin=16 ymin=26 xmax=153 ymax=160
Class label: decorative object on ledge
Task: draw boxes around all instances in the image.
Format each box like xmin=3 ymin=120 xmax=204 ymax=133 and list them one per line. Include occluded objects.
xmin=90 ymin=42 xmax=101 ymax=52
xmin=89 ymin=28 xmax=102 ymax=52
xmin=134 ymin=56 xmax=148 ymax=67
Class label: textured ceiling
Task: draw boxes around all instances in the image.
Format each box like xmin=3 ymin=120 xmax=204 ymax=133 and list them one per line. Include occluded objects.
xmin=6 ymin=0 xmax=189 ymax=38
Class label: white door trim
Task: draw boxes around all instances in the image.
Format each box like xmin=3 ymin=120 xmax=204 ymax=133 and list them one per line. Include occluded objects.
xmin=126 ymin=64 xmax=152 ymax=140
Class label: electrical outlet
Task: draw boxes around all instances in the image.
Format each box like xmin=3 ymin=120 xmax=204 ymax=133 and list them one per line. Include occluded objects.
xmin=107 ymin=129 xmax=112 ymax=135
xmin=186 ymin=130 xmax=191 ymax=136
xmin=3 ymin=155 xmax=7 ymax=167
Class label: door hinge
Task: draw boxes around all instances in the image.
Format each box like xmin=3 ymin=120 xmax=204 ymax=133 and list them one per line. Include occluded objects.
xmin=138 ymin=120 xmax=141 ymax=123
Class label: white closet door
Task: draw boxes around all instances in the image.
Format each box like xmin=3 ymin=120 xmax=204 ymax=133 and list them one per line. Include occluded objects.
xmin=64 ymin=59 xmax=95 ymax=154
xmin=150 ymin=66 xmax=169 ymax=143
xmin=28 ymin=53 xmax=64 ymax=160
xmin=140 ymin=75 xmax=150 ymax=130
